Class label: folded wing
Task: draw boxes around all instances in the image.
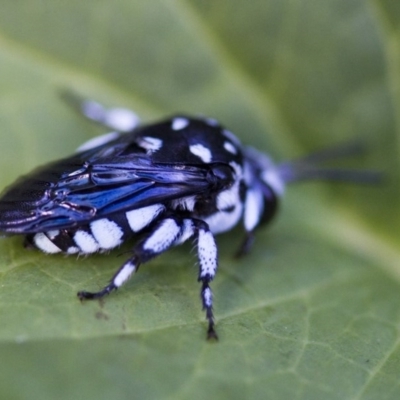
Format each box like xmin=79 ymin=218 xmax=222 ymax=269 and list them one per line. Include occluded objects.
xmin=0 ymin=150 xmax=211 ymax=233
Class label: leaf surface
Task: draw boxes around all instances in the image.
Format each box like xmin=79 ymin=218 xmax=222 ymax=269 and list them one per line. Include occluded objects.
xmin=0 ymin=1 xmax=399 ymax=399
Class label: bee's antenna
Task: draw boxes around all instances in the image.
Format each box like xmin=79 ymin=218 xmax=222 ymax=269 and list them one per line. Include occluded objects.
xmin=278 ymin=141 xmax=383 ymax=184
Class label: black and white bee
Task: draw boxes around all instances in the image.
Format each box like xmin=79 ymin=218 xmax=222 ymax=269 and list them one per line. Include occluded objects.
xmin=0 ymin=97 xmax=379 ymax=339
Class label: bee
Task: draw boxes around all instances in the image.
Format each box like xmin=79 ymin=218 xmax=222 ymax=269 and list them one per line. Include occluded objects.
xmin=0 ymin=97 xmax=379 ymax=339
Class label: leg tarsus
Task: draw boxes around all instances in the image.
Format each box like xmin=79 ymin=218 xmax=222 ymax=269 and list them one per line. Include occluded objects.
xmin=78 ymin=257 xmax=139 ymax=301
xmin=201 ymin=280 xmax=218 ymax=340
xmin=77 ymin=283 xmax=117 ymax=300
xmin=207 ymin=325 xmax=218 ymax=341
xmin=206 ymin=310 xmax=218 ymax=341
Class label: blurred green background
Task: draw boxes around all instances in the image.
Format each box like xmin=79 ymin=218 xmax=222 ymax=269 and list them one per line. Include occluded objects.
xmin=0 ymin=1 xmax=399 ymax=399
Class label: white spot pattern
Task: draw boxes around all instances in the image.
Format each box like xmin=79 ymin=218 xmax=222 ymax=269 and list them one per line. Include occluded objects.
xmin=74 ymin=230 xmax=99 ymax=254
xmin=90 ymin=219 xmax=124 ymax=250
xmin=126 ymin=204 xmax=165 ymax=232
xmin=47 ymin=230 xmax=60 ymax=240
xmin=137 ymin=136 xmax=163 ymax=153
xmin=67 ymin=246 xmax=80 ymax=255
xmin=215 ymin=162 xmax=242 ymax=210
xmin=113 ymin=261 xmax=137 ymax=287
xmin=198 ymin=230 xmax=217 ymax=279
xmin=205 ymin=166 xmax=243 ymax=234
xmin=203 ymin=287 xmax=213 ymax=307
xmin=33 ymin=233 xmax=61 ymax=254
xmin=216 ymin=184 xmax=239 ymax=210
xmin=143 ymin=219 xmax=181 ymax=253
xmin=174 ymin=219 xmax=195 ymax=245
xmin=205 ymin=203 xmax=243 ymax=235
xmin=172 ymin=117 xmax=189 ymax=130
xmin=224 ymin=141 xmax=237 ymax=155
xmin=243 ymin=188 xmax=264 ymax=231
xmin=189 ymin=144 xmax=212 ymax=163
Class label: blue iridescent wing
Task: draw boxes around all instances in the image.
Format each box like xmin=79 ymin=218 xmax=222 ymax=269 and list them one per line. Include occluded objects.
xmin=0 ymin=146 xmax=212 ymax=234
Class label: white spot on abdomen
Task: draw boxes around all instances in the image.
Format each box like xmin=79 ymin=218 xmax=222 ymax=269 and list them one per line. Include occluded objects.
xmin=33 ymin=233 xmax=62 ymax=254
xmin=47 ymin=230 xmax=60 ymax=240
xmin=126 ymin=204 xmax=165 ymax=232
xmin=189 ymin=144 xmax=212 ymax=163
xmin=67 ymin=246 xmax=80 ymax=255
xmin=90 ymin=219 xmax=124 ymax=250
xmin=73 ymin=230 xmax=99 ymax=254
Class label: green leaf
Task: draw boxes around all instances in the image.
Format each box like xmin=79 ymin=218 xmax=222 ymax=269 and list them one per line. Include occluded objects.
xmin=0 ymin=1 xmax=399 ymax=399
